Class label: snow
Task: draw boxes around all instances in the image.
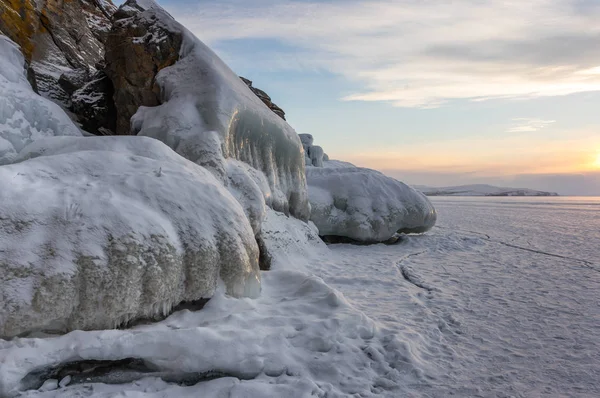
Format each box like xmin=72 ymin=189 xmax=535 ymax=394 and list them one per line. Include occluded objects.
xmin=127 ymin=0 xmax=310 ymax=220
xmin=0 ymin=36 xmax=82 ymax=166
xmin=307 ymin=164 xmax=437 ymax=242
xmin=0 ymin=135 xmax=261 ymax=339
xmin=1 ymin=196 xmax=599 ymax=397
xmin=0 ymin=209 xmax=414 ymax=398
xmin=319 ymin=197 xmax=600 ymax=397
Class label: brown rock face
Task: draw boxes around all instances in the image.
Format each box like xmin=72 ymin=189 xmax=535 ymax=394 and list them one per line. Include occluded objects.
xmin=105 ymin=0 xmax=183 ymax=134
xmin=239 ymin=76 xmax=287 ymax=120
xmin=0 ymin=0 xmax=115 ymax=89
xmin=0 ymin=0 xmax=117 ymax=132
xmin=0 ymin=0 xmax=40 ymax=61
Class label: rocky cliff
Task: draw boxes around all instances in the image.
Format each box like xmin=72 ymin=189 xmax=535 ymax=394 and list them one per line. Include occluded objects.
xmin=0 ymin=0 xmax=116 ymax=133
xmin=0 ymin=0 xmax=289 ymax=135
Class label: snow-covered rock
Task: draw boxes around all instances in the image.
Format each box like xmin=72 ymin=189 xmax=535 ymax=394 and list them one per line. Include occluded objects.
xmin=307 ymin=145 xmax=324 ymax=168
xmin=0 ymin=135 xmax=261 ymax=339
xmin=0 ymin=210 xmax=411 ymax=398
xmin=239 ymin=76 xmax=287 ymax=120
xmin=307 ymin=165 xmax=437 ymax=242
xmin=299 ymin=134 xmax=437 ymax=242
xmin=113 ymin=0 xmax=309 ymax=220
xmin=0 ymin=36 xmax=82 ymax=165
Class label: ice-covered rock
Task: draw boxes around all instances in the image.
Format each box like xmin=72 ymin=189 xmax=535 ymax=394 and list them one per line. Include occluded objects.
xmin=307 ymin=165 xmax=437 ymax=242
xmin=225 ymin=159 xmax=272 ymax=235
xmin=0 ymin=135 xmax=261 ymax=339
xmin=114 ymin=0 xmax=309 ymax=220
xmin=299 ymin=133 xmax=436 ymax=242
xmin=298 ymin=134 xmax=314 ymax=149
xmin=0 ymin=36 xmax=82 ymax=165
xmin=307 ymin=145 xmax=324 ymax=168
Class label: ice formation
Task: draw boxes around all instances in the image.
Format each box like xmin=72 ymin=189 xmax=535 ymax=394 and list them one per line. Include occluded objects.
xmin=0 ymin=209 xmax=413 ymax=398
xmin=124 ymin=0 xmax=310 ymax=220
xmin=0 ymin=135 xmax=261 ymax=338
xmin=0 ymin=36 xmax=82 ymax=165
xmin=303 ymin=136 xmax=437 ymax=242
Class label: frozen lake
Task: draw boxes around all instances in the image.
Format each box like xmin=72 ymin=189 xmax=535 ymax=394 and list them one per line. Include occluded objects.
xmin=319 ymin=196 xmax=600 ymax=397
xmin=3 ymin=197 xmax=599 ymax=397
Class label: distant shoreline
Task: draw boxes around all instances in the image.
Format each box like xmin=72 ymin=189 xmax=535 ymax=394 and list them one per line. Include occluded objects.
xmin=424 ymin=191 xmax=559 ymax=197
xmin=413 ymin=184 xmax=559 ymax=197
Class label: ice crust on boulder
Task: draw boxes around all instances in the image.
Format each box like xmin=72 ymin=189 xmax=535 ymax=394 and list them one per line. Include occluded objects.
xmin=302 ymin=135 xmax=436 ymax=242
xmin=125 ymin=0 xmax=310 ymax=220
xmin=307 ymin=165 xmax=436 ymax=242
xmin=0 ymin=135 xmax=261 ymax=339
xmin=0 ymin=36 xmax=82 ymax=165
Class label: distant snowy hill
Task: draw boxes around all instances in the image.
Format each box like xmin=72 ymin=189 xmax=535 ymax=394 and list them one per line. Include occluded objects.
xmin=413 ymin=184 xmax=559 ymax=197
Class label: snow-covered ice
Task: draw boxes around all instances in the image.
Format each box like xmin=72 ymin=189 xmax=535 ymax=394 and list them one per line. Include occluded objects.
xmin=0 ymin=209 xmax=416 ymax=397
xmin=2 ymin=197 xmax=599 ymax=397
xmin=0 ymin=135 xmax=261 ymax=338
xmin=0 ymin=36 xmax=81 ymax=165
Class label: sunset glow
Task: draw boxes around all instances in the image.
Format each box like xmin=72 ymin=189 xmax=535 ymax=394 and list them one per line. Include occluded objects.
xmin=163 ymin=0 xmax=600 ymax=194
xmin=595 ymin=153 xmax=600 ymax=168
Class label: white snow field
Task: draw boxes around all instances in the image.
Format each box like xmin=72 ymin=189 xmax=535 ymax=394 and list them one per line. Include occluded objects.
xmin=2 ymin=197 xmax=599 ymax=397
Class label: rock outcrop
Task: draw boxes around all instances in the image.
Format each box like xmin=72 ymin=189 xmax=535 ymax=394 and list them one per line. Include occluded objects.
xmin=303 ymin=136 xmax=437 ymax=243
xmin=70 ymin=70 xmax=117 ymax=134
xmin=240 ymin=76 xmax=287 ymax=120
xmin=0 ymin=0 xmax=117 ymax=133
xmin=105 ymin=0 xmax=183 ymax=134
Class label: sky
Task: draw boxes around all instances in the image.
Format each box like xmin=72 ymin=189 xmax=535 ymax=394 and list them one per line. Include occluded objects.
xmin=154 ymin=0 xmax=600 ymax=195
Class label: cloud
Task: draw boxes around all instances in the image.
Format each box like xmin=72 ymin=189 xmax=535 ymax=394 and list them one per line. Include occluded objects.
xmin=166 ymin=0 xmax=600 ymax=108
xmin=507 ymin=118 xmax=556 ymax=133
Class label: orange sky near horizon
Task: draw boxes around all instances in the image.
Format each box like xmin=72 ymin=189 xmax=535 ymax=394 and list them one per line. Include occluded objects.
xmin=336 ymin=131 xmax=600 ymax=178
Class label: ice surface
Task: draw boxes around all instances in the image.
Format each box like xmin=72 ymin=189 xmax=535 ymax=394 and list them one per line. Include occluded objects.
xmin=0 ymin=135 xmax=261 ymax=338
xmin=307 ymin=164 xmax=437 ymax=242
xmin=0 ymin=36 xmax=82 ymax=165
xmin=318 ymin=197 xmax=600 ymax=397
xmin=127 ymin=0 xmax=309 ymax=220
